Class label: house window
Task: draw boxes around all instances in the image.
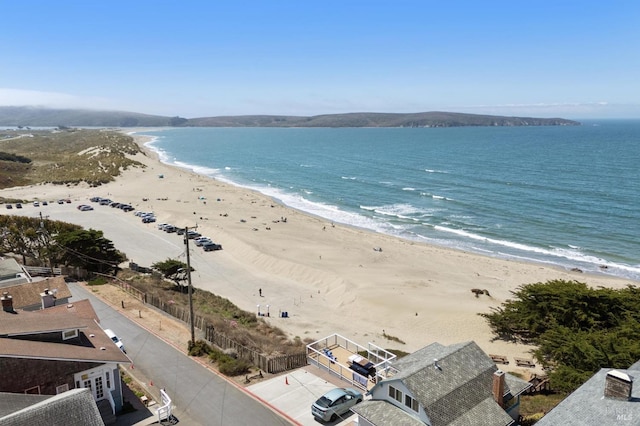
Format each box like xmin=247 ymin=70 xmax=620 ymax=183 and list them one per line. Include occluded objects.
xmin=405 ymin=394 xmax=419 ymax=412
xmin=95 ymin=377 xmax=104 ymax=399
xmin=388 ymin=385 xmax=403 ymax=403
xmin=56 ymin=384 xmax=69 ymax=394
xmin=24 ymin=386 xmax=40 ymax=394
xmin=62 ymin=329 xmax=78 ymax=340
xmin=106 ymin=371 xmax=111 ymax=389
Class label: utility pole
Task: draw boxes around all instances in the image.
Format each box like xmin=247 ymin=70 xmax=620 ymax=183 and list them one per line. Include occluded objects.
xmin=184 ymin=226 xmax=196 ymax=346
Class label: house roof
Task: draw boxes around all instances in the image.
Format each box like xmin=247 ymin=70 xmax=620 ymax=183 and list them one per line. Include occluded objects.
xmin=0 ymin=388 xmax=104 ymax=426
xmin=536 ymin=365 xmax=640 ymax=425
xmin=361 ymin=341 xmax=530 ymax=426
xmin=0 ymin=299 xmax=129 ymax=364
xmin=0 ymin=276 xmax=71 ymax=309
xmin=0 ymin=258 xmax=23 ymax=279
xmin=353 ymin=400 xmax=425 ymax=426
xmin=0 ymin=258 xmax=27 ymax=286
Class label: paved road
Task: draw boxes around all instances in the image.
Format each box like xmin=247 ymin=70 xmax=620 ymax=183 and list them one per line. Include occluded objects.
xmin=68 ymin=282 xmax=292 ymax=426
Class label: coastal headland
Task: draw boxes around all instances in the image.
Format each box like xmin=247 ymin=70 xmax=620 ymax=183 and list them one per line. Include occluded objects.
xmin=0 ymin=129 xmax=634 ymax=375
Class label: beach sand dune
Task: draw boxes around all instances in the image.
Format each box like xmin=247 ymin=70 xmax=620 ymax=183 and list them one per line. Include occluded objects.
xmin=2 ymin=132 xmax=636 ymax=374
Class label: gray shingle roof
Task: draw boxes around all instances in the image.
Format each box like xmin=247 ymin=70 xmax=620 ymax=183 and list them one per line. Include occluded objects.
xmin=536 ymin=365 xmax=640 ymax=425
xmin=362 ymin=341 xmax=529 ymax=426
xmin=353 ymin=400 xmax=425 ymax=426
xmin=401 ymin=342 xmax=519 ymax=425
xmin=0 ymin=388 xmax=104 ymax=426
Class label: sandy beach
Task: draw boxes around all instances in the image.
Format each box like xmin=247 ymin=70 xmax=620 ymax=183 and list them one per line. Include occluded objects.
xmin=2 ymin=131 xmax=637 ymax=375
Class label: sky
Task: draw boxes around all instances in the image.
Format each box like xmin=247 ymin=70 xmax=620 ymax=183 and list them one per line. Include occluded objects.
xmin=1 ymin=1 xmax=639 ymax=119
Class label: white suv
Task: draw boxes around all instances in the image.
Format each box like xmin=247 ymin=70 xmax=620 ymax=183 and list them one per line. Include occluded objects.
xmin=104 ymin=329 xmax=126 ymax=353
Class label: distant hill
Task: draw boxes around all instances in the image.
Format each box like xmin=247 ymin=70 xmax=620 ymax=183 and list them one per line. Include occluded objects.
xmin=0 ymin=107 xmax=579 ymax=128
xmin=0 ymin=106 xmax=185 ymax=127
xmin=186 ymin=112 xmax=580 ymax=127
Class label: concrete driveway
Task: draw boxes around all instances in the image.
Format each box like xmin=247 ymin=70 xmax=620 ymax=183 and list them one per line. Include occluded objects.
xmin=248 ymin=367 xmax=360 ymax=426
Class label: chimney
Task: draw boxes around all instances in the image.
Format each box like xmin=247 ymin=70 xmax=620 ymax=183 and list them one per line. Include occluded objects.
xmin=493 ymin=370 xmax=506 ymax=408
xmin=604 ymin=370 xmax=633 ymax=400
xmin=41 ymin=288 xmax=56 ymax=309
xmin=1 ymin=292 xmax=14 ymax=312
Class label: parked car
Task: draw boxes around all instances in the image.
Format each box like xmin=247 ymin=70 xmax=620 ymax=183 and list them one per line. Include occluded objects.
xmin=176 ymin=227 xmax=186 ymax=235
xmin=142 ymin=216 xmax=156 ymax=223
xmin=42 ymin=201 xmax=48 ymax=206
xmin=77 ymin=205 xmax=94 ymax=211
xmin=16 ymin=203 xmax=22 ymax=209
xmin=5 ymin=204 xmax=12 ymax=209
xmin=194 ymin=237 xmax=212 ymax=246
xmin=311 ymin=388 xmax=363 ymax=422
xmin=202 ymin=242 xmax=222 ymax=251
xmin=99 ymin=199 xmax=112 ymax=205
xmin=57 ymin=199 xmax=65 ymax=204
xmin=164 ymin=225 xmax=177 ymax=233
xmin=186 ymin=230 xmax=201 ymax=239
xmin=104 ymin=329 xmax=126 ymax=353
xmin=33 ymin=201 xmax=39 ymax=207
xmin=90 ymin=196 xmax=102 ymax=202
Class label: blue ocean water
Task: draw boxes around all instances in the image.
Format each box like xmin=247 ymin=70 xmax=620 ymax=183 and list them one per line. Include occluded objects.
xmin=138 ymin=120 xmax=640 ymax=281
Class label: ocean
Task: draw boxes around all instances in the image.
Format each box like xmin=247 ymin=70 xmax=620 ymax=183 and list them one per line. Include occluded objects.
xmin=137 ymin=120 xmax=640 ymax=281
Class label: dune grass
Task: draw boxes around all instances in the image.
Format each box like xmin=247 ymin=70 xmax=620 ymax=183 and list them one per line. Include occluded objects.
xmin=0 ymin=129 xmax=145 ymax=191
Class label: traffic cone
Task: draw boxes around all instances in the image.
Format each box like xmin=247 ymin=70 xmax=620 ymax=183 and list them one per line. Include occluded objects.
xmin=285 ymin=376 xmax=289 ymax=385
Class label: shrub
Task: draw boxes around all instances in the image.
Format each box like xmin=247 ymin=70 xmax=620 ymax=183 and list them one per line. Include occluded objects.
xmin=218 ymin=357 xmax=251 ymax=376
xmin=87 ymin=276 xmax=108 ymax=286
xmin=188 ymin=339 xmax=211 ymax=356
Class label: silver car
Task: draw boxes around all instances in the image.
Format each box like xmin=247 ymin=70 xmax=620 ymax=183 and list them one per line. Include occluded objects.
xmin=311 ymin=387 xmax=363 ymax=422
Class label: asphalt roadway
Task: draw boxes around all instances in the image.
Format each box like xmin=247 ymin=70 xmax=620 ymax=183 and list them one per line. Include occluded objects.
xmin=68 ymin=282 xmax=292 ymax=426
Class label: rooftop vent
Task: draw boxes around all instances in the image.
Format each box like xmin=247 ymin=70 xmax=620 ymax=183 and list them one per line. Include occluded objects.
xmin=605 ymin=370 xmax=633 ymax=400
xmin=434 ymin=358 xmax=442 ymax=371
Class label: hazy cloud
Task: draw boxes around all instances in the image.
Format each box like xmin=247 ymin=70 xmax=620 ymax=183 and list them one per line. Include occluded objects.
xmin=0 ymin=88 xmax=119 ymax=110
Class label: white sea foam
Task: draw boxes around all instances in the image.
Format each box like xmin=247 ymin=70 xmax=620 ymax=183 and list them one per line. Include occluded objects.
xmin=173 ymin=161 xmax=221 ymax=177
xmin=134 ymin=126 xmax=640 ymax=282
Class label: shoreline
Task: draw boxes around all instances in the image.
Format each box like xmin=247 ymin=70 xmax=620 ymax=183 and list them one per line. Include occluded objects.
xmin=134 ymin=128 xmax=639 ymax=282
xmin=2 ymin=130 xmax=637 ymax=375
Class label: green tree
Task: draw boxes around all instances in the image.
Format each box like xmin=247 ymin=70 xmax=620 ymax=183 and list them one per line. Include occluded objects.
xmin=0 ymin=215 xmax=80 ymax=265
xmin=151 ymin=258 xmax=194 ymax=292
xmin=54 ymin=229 xmax=125 ymax=274
xmin=482 ymin=280 xmax=640 ymax=392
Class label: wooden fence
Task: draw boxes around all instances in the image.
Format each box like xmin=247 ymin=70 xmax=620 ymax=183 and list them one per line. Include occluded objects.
xmin=24 ymin=266 xmax=62 ymax=276
xmin=204 ymin=325 xmax=308 ymax=374
xmin=118 ymin=285 xmax=310 ymax=374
